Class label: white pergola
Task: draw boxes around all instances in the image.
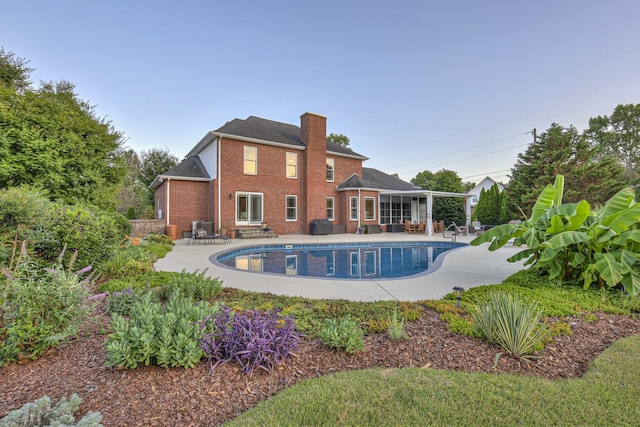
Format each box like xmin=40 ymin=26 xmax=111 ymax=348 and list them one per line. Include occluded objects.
xmin=379 ymin=190 xmax=472 ymax=236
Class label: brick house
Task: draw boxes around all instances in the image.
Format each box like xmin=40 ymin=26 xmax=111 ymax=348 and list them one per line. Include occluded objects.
xmin=151 ymin=112 xmax=427 ymax=238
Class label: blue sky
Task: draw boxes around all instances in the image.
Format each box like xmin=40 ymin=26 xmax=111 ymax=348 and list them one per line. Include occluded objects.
xmin=3 ymin=1 xmax=639 ymax=184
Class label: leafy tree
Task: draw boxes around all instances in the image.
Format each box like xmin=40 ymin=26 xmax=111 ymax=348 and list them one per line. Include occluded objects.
xmin=115 ymin=148 xmax=148 ymax=215
xmin=585 ymin=103 xmax=640 ymax=188
xmin=0 ymin=50 xmax=125 ymax=209
xmin=138 ymin=147 xmax=179 ymax=203
xmin=412 ymin=169 xmax=465 ymax=225
xmin=410 ymin=170 xmax=435 ymax=190
xmin=508 ymin=123 xmax=626 ymax=216
xmin=327 ymin=133 xmax=350 ymax=148
xmin=0 ymin=47 xmax=32 ymax=91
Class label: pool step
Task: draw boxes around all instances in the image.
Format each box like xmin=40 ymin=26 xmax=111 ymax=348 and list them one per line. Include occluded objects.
xmin=237 ymin=228 xmax=278 ymax=239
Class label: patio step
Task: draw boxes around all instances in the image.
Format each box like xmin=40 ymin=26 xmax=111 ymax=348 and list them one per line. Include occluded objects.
xmin=237 ymin=228 xmax=278 ymax=239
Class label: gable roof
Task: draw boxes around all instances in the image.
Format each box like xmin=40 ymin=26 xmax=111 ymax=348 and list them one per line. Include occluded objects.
xmin=337 ymin=168 xmax=419 ymax=191
xmin=187 ymin=115 xmax=368 ymax=160
xmin=149 ymin=156 xmax=210 ymax=189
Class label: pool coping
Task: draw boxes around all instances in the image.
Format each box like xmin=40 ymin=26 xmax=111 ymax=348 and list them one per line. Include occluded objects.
xmin=211 ymin=241 xmax=467 ymax=281
xmin=153 ymin=233 xmax=526 ymax=302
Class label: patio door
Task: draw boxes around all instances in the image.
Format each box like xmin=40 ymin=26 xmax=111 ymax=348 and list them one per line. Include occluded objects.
xmin=236 ymin=192 xmax=263 ymax=225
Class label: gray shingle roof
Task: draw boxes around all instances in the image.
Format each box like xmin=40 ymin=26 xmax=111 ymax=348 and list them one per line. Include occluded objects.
xmin=336 ymin=168 xmax=419 ymax=191
xmin=214 ymin=116 xmax=367 ymax=158
xmin=161 ymin=156 xmax=210 ymax=179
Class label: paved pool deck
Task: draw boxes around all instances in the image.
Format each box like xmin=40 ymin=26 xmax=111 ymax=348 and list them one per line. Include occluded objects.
xmin=153 ymin=233 xmax=525 ymax=302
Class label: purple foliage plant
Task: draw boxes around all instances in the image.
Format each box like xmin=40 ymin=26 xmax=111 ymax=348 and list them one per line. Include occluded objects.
xmin=199 ymin=306 xmax=302 ymax=376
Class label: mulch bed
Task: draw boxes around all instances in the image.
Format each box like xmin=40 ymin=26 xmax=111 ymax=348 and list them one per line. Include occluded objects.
xmin=1 ymin=302 xmax=640 ymax=426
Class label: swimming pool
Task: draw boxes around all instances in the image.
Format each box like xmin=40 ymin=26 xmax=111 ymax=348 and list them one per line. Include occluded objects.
xmin=213 ymin=241 xmax=466 ymax=279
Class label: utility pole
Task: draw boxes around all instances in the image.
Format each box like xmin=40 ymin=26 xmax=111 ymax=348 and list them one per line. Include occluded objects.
xmin=533 ymin=128 xmax=537 ymax=143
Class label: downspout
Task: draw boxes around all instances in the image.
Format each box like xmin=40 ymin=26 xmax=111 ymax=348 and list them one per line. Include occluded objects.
xmin=166 ymin=178 xmax=171 ymax=226
xmin=217 ymin=137 xmax=222 ymax=232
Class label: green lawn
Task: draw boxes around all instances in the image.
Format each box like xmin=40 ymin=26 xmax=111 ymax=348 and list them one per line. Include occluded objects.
xmin=227 ymin=334 xmax=640 ymax=426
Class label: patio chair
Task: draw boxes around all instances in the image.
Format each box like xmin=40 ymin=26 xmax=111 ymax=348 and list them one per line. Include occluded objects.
xmin=471 ymin=220 xmax=484 ymax=235
xmin=417 ymin=221 xmax=425 ymax=234
xmin=189 ymin=228 xmax=219 ymax=245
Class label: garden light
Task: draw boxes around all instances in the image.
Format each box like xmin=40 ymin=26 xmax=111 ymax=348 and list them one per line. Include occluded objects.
xmin=453 ymin=286 xmax=465 ymax=308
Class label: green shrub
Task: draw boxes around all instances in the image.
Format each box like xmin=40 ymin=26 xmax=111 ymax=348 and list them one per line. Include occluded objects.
xmin=319 ymin=315 xmax=364 ymax=353
xmin=145 ymin=233 xmax=174 ymax=245
xmin=104 ymin=290 xmax=219 ymax=369
xmin=98 ymin=271 xmax=175 ymax=293
xmin=0 ymin=394 xmax=102 ymax=427
xmin=1 ymin=257 xmax=94 ymax=366
xmin=472 ymin=292 xmax=550 ymax=358
xmin=99 ymin=245 xmax=154 ymax=279
xmin=161 ymin=270 xmax=222 ymax=301
xmin=387 ymin=308 xmax=408 ymax=340
xmin=440 ymin=312 xmax=478 ymax=338
xmin=0 ymin=188 xmax=126 ymax=270
xmin=106 ymin=287 xmax=149 ymax=316
xmin=125 ymin=206 xmax=137 ymax=219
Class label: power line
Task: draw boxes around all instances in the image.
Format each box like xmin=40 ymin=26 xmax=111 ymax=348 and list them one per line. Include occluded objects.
xmin=396 ymin=142 xmax=530 ymax=177
xmin=461 ymin=169 xmax=511 ymax=180
xmin=381 ymin=131 xmax=531 ymax=171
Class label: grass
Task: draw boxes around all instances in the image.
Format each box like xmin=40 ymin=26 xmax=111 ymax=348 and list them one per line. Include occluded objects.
xmin=226 ymin=334 xmax=640 ymax=426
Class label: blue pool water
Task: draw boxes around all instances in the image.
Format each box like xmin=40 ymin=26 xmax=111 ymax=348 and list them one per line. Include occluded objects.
xmin=213 ymin=241 xmax=466 ymax=279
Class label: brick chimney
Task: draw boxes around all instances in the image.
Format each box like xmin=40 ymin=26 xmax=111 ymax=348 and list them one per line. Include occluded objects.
xmin=301 ymin=112 xmax=327 ymax=228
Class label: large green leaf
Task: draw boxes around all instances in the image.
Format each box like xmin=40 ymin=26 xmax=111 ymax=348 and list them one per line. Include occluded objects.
xmin=530 ymin=183 xmax=558 ymax=222
xmin=544 ymin=231 xmax=591 ymax=250
xmin=537 ymin=246 xmax=562 ymax=264
xmin=552 ymin=175 xmax=564 ymax=208
xmin=594 ymin=252 xmax=624 ymax=287
xmin=621 ymin=269 xmax=640 ymax=295
xmin=599 ymin=188 xmax=635 ymax=222
xmin=602 ymin=204 xmax=640 ymax=234
xmin=507 ymin=248 xmax=537 ymax=263
xmin=469 ymin=223 xmax=516 ymax=247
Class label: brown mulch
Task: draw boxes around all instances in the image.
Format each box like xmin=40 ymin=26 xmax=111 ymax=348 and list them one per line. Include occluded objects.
xmin=1 ymin=302 xmax=640 ymax=426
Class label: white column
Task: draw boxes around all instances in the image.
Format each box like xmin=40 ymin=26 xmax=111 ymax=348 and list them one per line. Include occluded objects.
xmin=426 ymin=193 xmax=433 ymax=235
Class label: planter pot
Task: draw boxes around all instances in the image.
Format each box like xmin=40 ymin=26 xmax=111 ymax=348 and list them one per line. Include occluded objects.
xmin=229 ymin=229 xmax=236 ymax=239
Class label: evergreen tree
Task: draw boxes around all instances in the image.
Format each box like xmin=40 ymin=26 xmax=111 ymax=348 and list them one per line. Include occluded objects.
xmin=508 ymin=123 xmax=626 ymax=215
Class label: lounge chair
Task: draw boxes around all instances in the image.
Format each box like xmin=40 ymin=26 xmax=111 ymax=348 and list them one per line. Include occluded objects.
xmin=471 ymin=221 xmax=484 ymax=235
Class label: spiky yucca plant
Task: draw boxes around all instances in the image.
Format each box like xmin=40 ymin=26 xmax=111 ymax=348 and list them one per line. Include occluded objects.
xmin=472 ymin=292 xmax=550 ymax=358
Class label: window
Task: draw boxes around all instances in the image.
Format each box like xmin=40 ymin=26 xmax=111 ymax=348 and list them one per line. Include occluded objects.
xmin=326 ymin=197 xmax=334 ymax=220
xmin=286 ymin=255 xmax=297 ymax=276
xmin=350 ymin=197 xmax=358 ymax=221
xmin=236 ymin=192 xmax=263 ymax=224
xmin=365 ymin=251 xmax=377 ymax=276
xmin=350 ymin=252 xmax=359 ymax=277
xmin=244 ymin=146 xmax=257 ymax=175
xmin=235 ymin=255 xmax=263 ymax=272
xmin=327 ymin=251 xmax=335 ymax=276
xmin=364 ymin=197 xmax=376 ymax=220
xmin=286 ymin=152 xmax=297 ymax=178
xmin=326 ymin=158 xmax=334 ymax=181
xmin=286 ymin=195 xmax=297 ymax=221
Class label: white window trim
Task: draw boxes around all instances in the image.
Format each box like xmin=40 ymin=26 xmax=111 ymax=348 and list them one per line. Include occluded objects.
xmin=364 ymin=196 xmax=376 ymax=221
xmin=364 ymin=251 xmax=377 ymax=276
xmin=326 ymin=197 xmax=335 ymax=221
xmin=350 ymin=252 xmax=359 ymax=277
xmin=350 ymin=196 xmax=359 ymax=221
xmin=327 ymin=251 xmax=335 ymax=276
xmin=236 ymin=192 xmax=263 ymax=225
xmin=326 ymin=158 xmax=335 ymax=182
xmin=286 ymin=255 xmax=297 ymax=276
xmin=285 ymin=195 xmax=297 ymax=221
xmin=285 ymin=152 xmax=298 ymax=179
xmin=244 ymin=146 xmax=257 ymax=175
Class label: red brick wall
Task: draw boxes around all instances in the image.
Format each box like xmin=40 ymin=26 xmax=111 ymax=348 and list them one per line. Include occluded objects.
xmin=301 ymin=113 xmax=327 ymax=229
xmin=155 ymin=180 xmax=210 ymax=237
xmin=217 ymin=137 xmax=306 ymax=235
xmin=157 ymin=113 xmax=371 ymax=236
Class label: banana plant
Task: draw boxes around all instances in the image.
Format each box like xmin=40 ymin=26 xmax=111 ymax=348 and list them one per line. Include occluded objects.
xmin=471 ymin=175 xmax=640 ymax=294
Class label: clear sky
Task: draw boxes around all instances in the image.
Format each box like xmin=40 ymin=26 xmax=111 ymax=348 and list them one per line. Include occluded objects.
xmin=3 ymin=1 xmax=639 ymax=184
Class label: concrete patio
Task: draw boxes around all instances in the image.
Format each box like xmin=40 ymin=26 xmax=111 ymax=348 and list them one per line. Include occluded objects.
xmin=154 ymin=232 xmax=526 ymax=302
